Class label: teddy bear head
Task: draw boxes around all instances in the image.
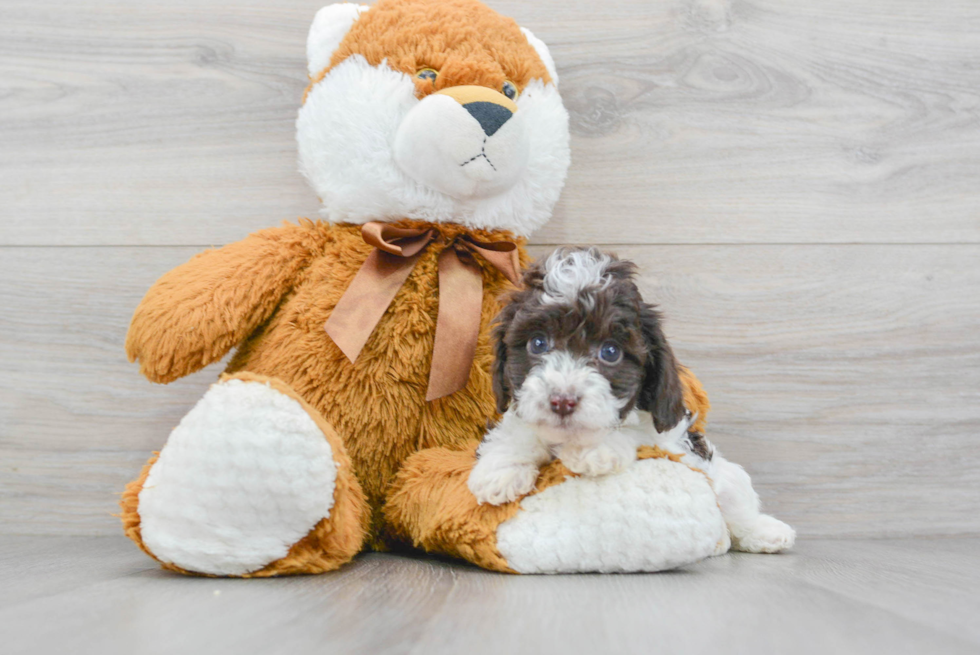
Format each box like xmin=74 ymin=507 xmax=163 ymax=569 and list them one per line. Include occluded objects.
xmin=297 ymin=0 xmax=571 ymax=236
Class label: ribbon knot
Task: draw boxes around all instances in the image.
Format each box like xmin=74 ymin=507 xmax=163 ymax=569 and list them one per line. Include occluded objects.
xmin=324 ymin=222 xmax=522 ymax=401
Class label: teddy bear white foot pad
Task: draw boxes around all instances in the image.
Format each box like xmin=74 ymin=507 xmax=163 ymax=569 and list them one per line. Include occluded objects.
xmin=138 ymin=378 xmax=337 ymax=576
xmin=496 ymin=458 xmax=729 ymax=574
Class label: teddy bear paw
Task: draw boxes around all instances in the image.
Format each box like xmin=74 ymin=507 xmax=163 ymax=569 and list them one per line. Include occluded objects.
xmin=496 ymin=457 xmax=728 ymax=573
xmin=137 ymin=377 xmax=339 ymax=576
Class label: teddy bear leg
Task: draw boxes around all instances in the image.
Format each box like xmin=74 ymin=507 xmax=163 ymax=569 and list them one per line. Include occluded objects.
xmin=383 ymin=445 xmax=520 ymax=572
xmin=384 ymin=446 xmax=728 ymax=574
xmin=120 ymin=372 xmax=369 ymax=577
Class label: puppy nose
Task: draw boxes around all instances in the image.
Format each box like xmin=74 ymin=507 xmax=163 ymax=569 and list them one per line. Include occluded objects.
xmin=549 ymin=394 xmax=579 ymax=417
xmin=434 ymin=85 xmax=518 ymax=137
xmin=463 ymin=102 xmax=512 ymax=136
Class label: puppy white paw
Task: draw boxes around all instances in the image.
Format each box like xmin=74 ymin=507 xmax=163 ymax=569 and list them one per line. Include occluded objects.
xmin=559 ymin=441 xmax=636 ymax=477
xmin=468 ymin=460 xmax=540 ymax=506
xmin=732 ymin=514 xmax=796 ymax=553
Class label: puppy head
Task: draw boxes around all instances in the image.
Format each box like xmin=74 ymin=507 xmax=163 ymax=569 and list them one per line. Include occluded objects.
xmin=492 ymin=247 xmax=686 ymax=432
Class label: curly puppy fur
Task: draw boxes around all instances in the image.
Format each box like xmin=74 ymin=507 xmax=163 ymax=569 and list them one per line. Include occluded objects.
xmin=120 ymin=0 xmax=726 ymax=575
xmin=492 ymin=248 xmax=685 ymax=431
xmin=467 ymin=248 xmax=796 ymax=554
xmin=469 ymin=248 xmax=691 ymax=504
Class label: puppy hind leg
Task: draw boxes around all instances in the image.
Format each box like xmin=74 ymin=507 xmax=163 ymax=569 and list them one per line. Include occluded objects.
xmin=710 ymin=455 xmax=795 ymax=553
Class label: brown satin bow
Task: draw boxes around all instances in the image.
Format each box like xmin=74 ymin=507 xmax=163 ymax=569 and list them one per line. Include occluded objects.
xmin=324 ymin=222 xmax=522 ymax=401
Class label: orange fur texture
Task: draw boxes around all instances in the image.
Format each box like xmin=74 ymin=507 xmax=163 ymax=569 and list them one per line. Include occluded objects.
xmin=122 ymin=218 xmax=714 ymax=573
xmin=384 ymin=444 xmax=521 ymax=572
xmin=307 ymin=0 xmax=551 ymax=101
xmin=121 ymin=0 xmax=716 ymax=575
xmin=125 ymin=220 xmax=528 ymax=556
xmin=122 ymin=219 xmax=714 ymax=573
xmin=680 ymin=366 xmax=711 ymax=433
xmin=384 ymin=443 xmax=704 ymax=572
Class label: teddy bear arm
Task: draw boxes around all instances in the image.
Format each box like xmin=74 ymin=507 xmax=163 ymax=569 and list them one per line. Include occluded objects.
xmin=679 ymin=365 xmax=711 ymax=433
xmin=126 ymin=223 xmax=326 ymax=383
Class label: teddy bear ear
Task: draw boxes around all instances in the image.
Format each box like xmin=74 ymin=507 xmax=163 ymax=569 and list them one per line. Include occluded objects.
xmin=520 ymin=27 xmax=559 ymax=86
xmin=307 ymin=3 xmax=370 ymax=77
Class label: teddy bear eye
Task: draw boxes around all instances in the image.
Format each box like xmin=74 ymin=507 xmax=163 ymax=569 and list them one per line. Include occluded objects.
xmin=416 ymin=68 xmax=438 ymax=83
xmin=599 ymin=341 xmax=623 ymax=364
xmin=527 ymin=334 xmax=549 ymax=355
xmin=502 ymin=81 xmax=518 ymax=100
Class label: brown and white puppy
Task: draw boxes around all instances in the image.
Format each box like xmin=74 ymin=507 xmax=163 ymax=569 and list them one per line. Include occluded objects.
xmin=468 ymin=247 xmax=796 ymax=554
xmin=468 ymin=246 xmax=692 ymax=503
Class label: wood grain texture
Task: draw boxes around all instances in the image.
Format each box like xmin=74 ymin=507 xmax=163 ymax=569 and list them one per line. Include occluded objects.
xmin=1 ymin=245 xmax=977 ymax=537
xmin=1 ymin=0 xmax=978 ymax=543
xmin=2 ymin=0 xmax=980 ymax=245
xmin=1 ymin=536 xmax=979 ymax=654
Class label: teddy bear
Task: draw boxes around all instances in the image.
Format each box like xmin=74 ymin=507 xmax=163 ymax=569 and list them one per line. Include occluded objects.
xmin=120 ymin=0 xmax=731 ymax=576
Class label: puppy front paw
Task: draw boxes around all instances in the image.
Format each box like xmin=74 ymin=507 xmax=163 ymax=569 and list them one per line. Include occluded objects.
xmin=731 ymin=514 xmax=796 ymax=553
xmin=468 ymin=459 xmax=540 ymax=506
xmin=559 ymin=441 xmax=636 ymax=477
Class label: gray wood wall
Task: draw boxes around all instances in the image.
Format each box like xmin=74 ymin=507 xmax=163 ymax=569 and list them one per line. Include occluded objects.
xmin=2 ymin=0 xmax=978 ymax=538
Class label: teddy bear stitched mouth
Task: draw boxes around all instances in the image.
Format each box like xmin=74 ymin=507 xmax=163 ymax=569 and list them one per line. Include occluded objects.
xmin=461 ymin=137 xmax=497 ymax=171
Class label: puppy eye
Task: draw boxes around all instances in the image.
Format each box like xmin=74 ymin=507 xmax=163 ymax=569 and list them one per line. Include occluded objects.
xmin=527 ymin=334 xmax=550 ymax=355
xmin=599 ymin=341 xmax=623 ymax=364
xmin=502 ymin=81 xmax=519 ymax=100
xmin=416 ymin=68 xmax=438 ymax=83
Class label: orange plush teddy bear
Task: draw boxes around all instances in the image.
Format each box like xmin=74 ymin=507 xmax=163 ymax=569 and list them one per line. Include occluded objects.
xmin=120 ymin=0 xmax=727 ymax=576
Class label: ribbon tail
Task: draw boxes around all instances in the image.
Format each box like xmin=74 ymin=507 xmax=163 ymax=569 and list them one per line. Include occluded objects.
xmin=465 ymin=241 xmax=522 ymax=287
xmin=427 ymin=248 xmax=484 ymax=401
xmin=325 ymin=248 xmax=421 ymax=363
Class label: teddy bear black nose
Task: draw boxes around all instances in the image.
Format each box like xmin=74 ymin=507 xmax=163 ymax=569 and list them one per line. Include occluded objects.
xmin=463 ymin=101 xmax=513 ymax=137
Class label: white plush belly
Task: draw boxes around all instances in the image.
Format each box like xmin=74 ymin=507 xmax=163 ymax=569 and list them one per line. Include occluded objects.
xmin=496 ymin=458 xmax=726 ymax=574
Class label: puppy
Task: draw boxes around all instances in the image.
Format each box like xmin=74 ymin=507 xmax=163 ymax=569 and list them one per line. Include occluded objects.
xmin=467 ymin=247 xmax=795 ymax=553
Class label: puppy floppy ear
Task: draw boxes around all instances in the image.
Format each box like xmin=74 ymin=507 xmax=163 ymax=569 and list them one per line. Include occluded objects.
xmin=493 ymin=260 xmax=546 ymax=414
xmin=637 ymin=303 xmax=686 ymax=432
xmin=491 ymin=302 xmax=519 ymax=415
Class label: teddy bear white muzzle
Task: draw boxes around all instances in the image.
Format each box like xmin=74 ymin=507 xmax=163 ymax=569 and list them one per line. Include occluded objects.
xmin=393 ymin=85 xmax=530 ymax=200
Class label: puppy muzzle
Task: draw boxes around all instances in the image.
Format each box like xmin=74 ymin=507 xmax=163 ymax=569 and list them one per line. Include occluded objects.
xmin=515 ymin=352 xmax=623 ymax=432
xmin=549 ymin=393 xmax=579 ymax=418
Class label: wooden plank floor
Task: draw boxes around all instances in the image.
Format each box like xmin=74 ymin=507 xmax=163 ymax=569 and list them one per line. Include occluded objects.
xmin=1 ymin=535 xmax=978 ymax=654
xmin=4 ymin=0 xmax=980 ymax=246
